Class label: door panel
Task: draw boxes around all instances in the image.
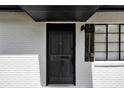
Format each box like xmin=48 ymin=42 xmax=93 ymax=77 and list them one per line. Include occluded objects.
xmin=47 ymin=24 xmax=75 ymax=84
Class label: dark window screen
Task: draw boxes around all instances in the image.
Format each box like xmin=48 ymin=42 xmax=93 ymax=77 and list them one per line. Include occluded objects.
xmin=47 ymin=24 xmax=75 ymax=84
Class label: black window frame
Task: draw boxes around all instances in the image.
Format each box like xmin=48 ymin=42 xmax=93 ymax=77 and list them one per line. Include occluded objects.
xmin=95 ymin=24 xmax=124 ymax=61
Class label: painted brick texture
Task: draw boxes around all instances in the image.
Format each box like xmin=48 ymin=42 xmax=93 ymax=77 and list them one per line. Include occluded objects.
xmin=0 ymin=55 xmax=41 ymax=88
xmin=92 ymin=62 xmax=124 ymax=88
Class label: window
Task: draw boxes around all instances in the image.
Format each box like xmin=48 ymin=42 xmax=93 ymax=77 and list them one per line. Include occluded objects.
xmin=95 ymin=24 xmax=124 ymax=61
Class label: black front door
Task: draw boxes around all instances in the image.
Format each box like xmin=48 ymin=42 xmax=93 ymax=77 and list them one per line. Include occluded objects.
xmin=47 ymin=24 xmax=75 ymax=85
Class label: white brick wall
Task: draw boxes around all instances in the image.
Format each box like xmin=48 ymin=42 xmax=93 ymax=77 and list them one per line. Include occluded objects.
xmin=92 ymin=62 xmax=124 ymax=88
xmin=0 ymin=55 xmax=41 ymax=88
xmin=0 ymin=12 xmax=46 ymax=86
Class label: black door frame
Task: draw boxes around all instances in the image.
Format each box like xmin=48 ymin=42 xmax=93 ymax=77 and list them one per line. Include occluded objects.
xmin=46 ymin=23 xmax=76 ymax=85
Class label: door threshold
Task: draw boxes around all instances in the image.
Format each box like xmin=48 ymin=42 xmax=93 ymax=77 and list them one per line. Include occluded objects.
xmin=47 ymin=84 xmax=75 ymax=88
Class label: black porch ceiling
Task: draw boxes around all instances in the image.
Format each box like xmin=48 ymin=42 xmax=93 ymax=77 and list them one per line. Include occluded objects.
xmin=0 ymin=5 xmax=124 ymax=22
xmin=20 ymin=5 xmax=100 ymax=22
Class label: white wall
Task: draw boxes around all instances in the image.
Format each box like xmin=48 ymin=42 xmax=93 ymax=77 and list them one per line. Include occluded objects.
xmin=92 ymin=62 xmax=124 ymax=88
xmin=0 ymin=55 xmax=41 ymax=88
xmin=0 ymin=12 xmax=93 ymax=87
xmin=88 ymin=12 xmax=124 ymax=88
xmin=76 ymin=23 xmax=92 ymax=87
xmin=87 ymin=12 xmax=124 ymax=23
xmin=0 ymin=12 xmax=46 ymax=87
xmin=2 ymin=11 xmax=124 ymax=88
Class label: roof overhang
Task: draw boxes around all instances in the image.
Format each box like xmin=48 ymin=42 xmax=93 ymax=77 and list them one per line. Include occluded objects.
xmin=20 ymin=5 xmax=100 ymax=22
xmin=0 ymin=5 xmax=124 ymax=22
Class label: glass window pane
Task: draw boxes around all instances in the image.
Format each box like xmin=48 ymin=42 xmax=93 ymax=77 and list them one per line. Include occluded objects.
xmin=108 ymin=43 xmax=118 ymax=51
xmin=108 ymin=34 xmax=118 ymax=42
xmin=121 ymin=43 xmax=124 ymax=51
xmin=95 ymin=43 xmax=106 ymax=51
xmin=121 ymin=25 xmax=124 ymax=33
xmin=108 ymin=25 xmax=119 ymax=33
xmin=95 ymin=52 xmax=106 ymax=61
xmin=121 ymin=52 xmax=124 ymax=60
xmin=108 ymin=52 xmax=119 ymax=61
xmin=95 ymin=34 xmax=106 ymax=42
xmin=121 ymin=34 xmax=124 ymax=42
xmin=95 ymin=25 xmax=106 ymax=33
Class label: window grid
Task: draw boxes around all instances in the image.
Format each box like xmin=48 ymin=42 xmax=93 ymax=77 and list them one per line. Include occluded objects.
xmin=119 ymin=25 xmax=121 ymax=60
xmin=106 ymin=24 xmax=108 ymax=60
xmin=95 ymin=24 xmax=124 ymax=61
